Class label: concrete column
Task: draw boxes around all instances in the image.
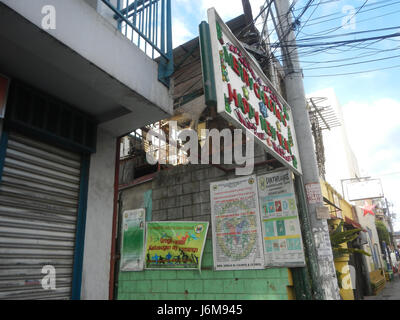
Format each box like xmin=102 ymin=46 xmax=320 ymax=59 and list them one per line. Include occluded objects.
xmin=273 ymin=0 xmax=340 ymax=300
xmin=81 ymin=127 xmax=117 ymax=300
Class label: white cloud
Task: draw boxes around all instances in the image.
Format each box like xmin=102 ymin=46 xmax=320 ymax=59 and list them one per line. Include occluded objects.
xmin=172 ymin=18 xmax=194 ymax=47
xmin=200 ymin=0 xmax=266 ymax=22
xmin=342 ymin=98 xmax=400 ymax=231
xmin=343 ymin=98 xmax=400 ymax=161
xmin=200 ymin=0 xmax=243 ymax=20
xmin=174 ymin=0 xmax=195 ymax=14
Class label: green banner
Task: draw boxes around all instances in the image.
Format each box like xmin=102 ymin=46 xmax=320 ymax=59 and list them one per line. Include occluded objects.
xmin=120 ymin=209 xmax=146 ymax=271
xmin=145 ymin=221 xmax=209 ymax=270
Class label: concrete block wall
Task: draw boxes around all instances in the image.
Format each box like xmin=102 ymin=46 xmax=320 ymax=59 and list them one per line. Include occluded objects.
xmin=117 ymin=161 xmax=292 ymax=300
xmin=117 ymin=240 xmax=290 ymax=300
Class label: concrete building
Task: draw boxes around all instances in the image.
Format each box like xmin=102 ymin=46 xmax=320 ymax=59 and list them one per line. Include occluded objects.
xmin=0 ymin=0 xmax=343 ymax=301
xmin=0 ymin=0 xmax=173 ymax=299
xmin=307 ymin=88 xmax=387 ymax=296
xmin=307 ymin=88 xmax=361 ymax=195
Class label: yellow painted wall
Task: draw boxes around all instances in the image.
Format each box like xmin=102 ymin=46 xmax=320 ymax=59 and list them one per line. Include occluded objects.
xmin=320 ymin=179 xmax=354 ymax=220
xmin=321 ymin=180 xmax=355 ymax=300
xmin=329 ymin=219 xmax=354 ymax=300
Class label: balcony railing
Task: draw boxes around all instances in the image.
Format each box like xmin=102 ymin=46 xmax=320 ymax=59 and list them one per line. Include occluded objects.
xmin=100 ymin=0 xmax=174 ymax=87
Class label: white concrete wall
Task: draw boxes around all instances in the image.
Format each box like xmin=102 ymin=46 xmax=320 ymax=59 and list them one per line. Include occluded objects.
xmin=81 ymin=127 xmax=116 ymax=300
xmin=355 ymin=206 xmax=385 ymax=272
xmin=1 ymin=0 xmax=172 ymax=116
xmin=307 ymin=88 xmax=361 ymax=196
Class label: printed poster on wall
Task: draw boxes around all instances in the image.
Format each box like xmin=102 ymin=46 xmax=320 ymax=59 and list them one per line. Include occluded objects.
xmin=120 ymin=209 xmax=146 ymax=272
xmin=210 ymin=175 xmax=264 ymax=271
xmin=257 ymin=170 xmax=306 ymax=267
xmin=144 ymin=221 xmax=209 ymax=270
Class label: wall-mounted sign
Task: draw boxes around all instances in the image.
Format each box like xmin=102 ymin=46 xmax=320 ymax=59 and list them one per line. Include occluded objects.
xmin=0 ymin=74 xmax=10 ymax=119
xmin=346 ymin=179 xmax=384 ymax=201
xmin=316 ymin=206 xmax=331 ymax=219
xmin=257 ymin=170 xmax=305 ymax=267
xmin=120 ymin=209 xmax=146 ymax=271
xmin=210 ymin=175 xmax=264 ymax=270
xmin=305 ymin=182 xmax=324 ymax=205
xmin=144 ymin=221 xmax=208 ymax=270
xmin=200 ymin=8 xmax=302 ymax=175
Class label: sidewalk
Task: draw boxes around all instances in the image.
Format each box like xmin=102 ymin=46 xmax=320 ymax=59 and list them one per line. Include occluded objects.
xmin=364 ymin=274 xmax=400 ymax=300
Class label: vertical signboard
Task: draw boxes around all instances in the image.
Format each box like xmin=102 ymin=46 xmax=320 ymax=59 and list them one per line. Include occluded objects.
xmin=120 ymin=209 xmax=146 ymax=271
xmin=257 ymin=170 xmax=306 ymax=267
xmin=144 ymin=221 xmax=209 ymax=270
xmin=210 ymin=175 xmax=264 ymax=270
xmin=0 ymin=74 xmax=10 ymax=118
xmin=200 ymin=8 xmax=302 ymax=175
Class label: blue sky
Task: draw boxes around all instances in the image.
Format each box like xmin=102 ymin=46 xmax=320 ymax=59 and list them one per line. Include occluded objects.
xmin=171 ymin=0 xmax=400 ymax=231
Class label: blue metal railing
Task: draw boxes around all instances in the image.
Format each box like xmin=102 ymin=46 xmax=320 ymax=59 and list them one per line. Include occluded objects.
xmin=100 ymin=0 xmax=174 ymax=87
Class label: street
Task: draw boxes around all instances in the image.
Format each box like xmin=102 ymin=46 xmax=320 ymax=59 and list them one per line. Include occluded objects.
xmin=364 ymin=275 xmax=400 ymax=300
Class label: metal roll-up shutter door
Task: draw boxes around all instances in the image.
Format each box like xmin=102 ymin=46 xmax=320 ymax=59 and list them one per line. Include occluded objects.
xmin=0 ymin=132 xmax=81 ymax=300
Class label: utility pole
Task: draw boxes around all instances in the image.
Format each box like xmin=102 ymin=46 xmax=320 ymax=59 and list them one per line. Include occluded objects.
xmin=273 ymin=0 xmax=340 ymax=300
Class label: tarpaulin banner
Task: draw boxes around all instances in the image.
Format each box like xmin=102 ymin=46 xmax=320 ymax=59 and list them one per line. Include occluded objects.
xmin=145 ymin=221 xmax=209 ymax=270
xmin=120 ymin=209 xmax=146 ymax=271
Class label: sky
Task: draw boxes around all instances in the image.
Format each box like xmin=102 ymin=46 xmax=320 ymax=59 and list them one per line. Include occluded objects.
xmin=170 ymin=0 xmax=400 ymax=231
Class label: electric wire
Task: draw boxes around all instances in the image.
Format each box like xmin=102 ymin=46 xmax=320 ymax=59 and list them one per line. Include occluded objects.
xmin=298 ymin=0 xmax=400 ymax=32
xmin=301 ymin=53 xmax=400 ymax=70
xmin=304 ymin=63 xmax=400 ymax=77
xmin=244 ymin=0 xmax=400 ymax=78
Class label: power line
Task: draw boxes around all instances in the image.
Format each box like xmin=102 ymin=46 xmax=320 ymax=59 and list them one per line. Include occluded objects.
xmin=290 ymin=0 xmax=370 ymax=40
xmin=278 ymin=0 xmax=321 ymax=70
xmin=272 ymin=32 xmax=400 ymax=47
xmin=299 ymin=0 xmax=400 ymax=31
xmin=296 ymin=25 xmax=400 ymax=42
xmin=301 ymin=53 xmax=400 ymax=70
xmin=304 ymin=63 xmax=400 ymax=77
xmin=292 ymin=0 xmax=342 ymax=12
xmin=270 ymin=0 xmax=316 ymax=62
xmin=270 ymin=0 xmax=400 ymax=62
xmin=297 ymin=44 xmax=400 ymax=65
xmin=236 ymin=0 xmax=271 ymax=38
xmin=249 ymin=0 xmax=400 ymax=80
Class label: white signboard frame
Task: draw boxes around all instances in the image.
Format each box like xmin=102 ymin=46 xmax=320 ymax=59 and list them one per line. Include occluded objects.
xmin=210 ymin=175 xmax=265 ymax=271
xmin=205 ymin=8 xmax=302 ymax=175
xmin=346 ymin=179 xmax=384 ymax=201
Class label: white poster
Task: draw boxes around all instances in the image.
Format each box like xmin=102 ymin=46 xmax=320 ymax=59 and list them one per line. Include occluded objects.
xmin=210 ymin=175 xmax=264 ymax=270
xmin=257 ymin=170 xmax=306 ymax=267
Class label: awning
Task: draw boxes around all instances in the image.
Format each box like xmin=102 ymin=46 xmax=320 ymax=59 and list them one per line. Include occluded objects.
xmin=344 ymin=216 xmax=365 ymax=231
